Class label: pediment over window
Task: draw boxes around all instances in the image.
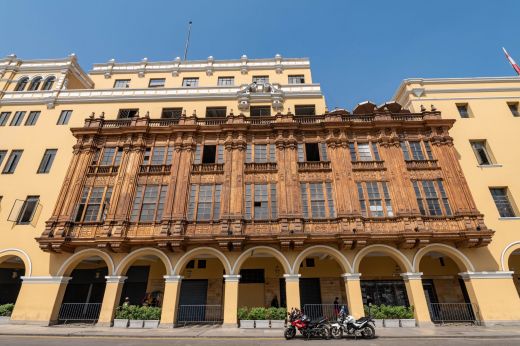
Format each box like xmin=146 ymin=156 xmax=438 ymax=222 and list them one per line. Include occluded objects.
xmin=237 ymin=82 xmax=284 ymax=111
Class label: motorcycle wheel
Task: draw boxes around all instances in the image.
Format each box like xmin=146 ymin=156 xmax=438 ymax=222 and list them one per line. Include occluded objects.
xmin=330 ymin=326 xmax=343 ymax=339
xmin=361 ymin=324 xmax=376 ymax=339
xmin=321 ymin=326 xmax=331 ymax=340
xmin=284 ymin=327 xmax=296 ymax=340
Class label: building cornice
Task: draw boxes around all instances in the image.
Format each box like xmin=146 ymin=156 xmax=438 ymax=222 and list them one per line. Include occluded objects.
xmin=459 ymin=271 xmax=514 ymax=279
xmin=21 ymin=276 xmax=72 ymax=284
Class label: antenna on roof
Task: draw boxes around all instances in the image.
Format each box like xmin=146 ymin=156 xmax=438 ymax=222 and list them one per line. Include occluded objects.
xmin=183 ymin=21 xmax=193 ymax=61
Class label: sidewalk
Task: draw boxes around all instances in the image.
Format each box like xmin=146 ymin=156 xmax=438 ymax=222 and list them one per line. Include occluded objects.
xmin=0 ymin=324 xmax=520 ymax=339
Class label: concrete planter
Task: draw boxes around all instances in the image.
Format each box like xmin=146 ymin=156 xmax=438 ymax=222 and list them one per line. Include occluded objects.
xmin=239 ymin=320 xmax=255 ymax=328
xmin=0 ymin=316 xmax=11 ymax=324
xmin=270 ymin=320 xmax=285 ymax=329
xmin=113 ymin=319 xmax=128 ymax=328
xmin=128 ymin=319 xmax=144 ymax=328
xmin=399 ymin=319 xmax=416 ymax=327
xmin=383 ymin=319 xmax=400 ymax=328
xmin=143 ymin=320 xmax=160 ymax=328
xmin=373 ymin=319 xmax=384 ymax=328
xmin=255 ymin=320 xmax=270 ymax=328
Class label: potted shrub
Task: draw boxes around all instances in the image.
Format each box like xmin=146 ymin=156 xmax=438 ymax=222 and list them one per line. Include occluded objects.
xmin=238 ymin=307 xmax=254 ymax=328
xmin=365 ymin=305 xmax=384 ymax=328
xmin=143 ymin=306 xmax=161 ymax=328
xmin=381 ymin=305 xmax=401 ymax=328
xmin=0 ymin=304 xmax=14 ymax=324
xmin=127 ymin=305 xmax=145 ymax=329
xmin=249 ymin=307 xmax=269 ymax=328
xmin=267 ymin=307 xmax=286 ymax=329
xmin=399 ymin=306 xmax=416 ymax=327
xmin=114 ymin=305 xmax=130 ymax=328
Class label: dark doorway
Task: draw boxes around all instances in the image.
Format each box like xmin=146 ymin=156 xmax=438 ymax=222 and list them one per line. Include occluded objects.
xmin=178 ymin=279 xmax=208 ymax=322
xmin=62 ymin=268 xmax=108 ymax=304
xmin=361 ymin=280 xmax=409 ymax=306
xmin=0 ymin=268 xmax=25 ymax=304
xmin=305 ymin=143 xmax=320 ymax=161
xmin=279 ymin=278 xmax=287 ymax=308
xmin=119 ymin=266 xmax=150 ymax=306
xmin=202 ymin=145 xmax=216 ymax=164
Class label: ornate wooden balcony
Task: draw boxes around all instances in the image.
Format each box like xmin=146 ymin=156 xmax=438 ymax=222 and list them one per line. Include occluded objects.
xmin=405 ymin=159 xmax=439 ymax=170
xmin=351 ymin=160 xmax=386 ymax=171
xmin=139 ymin=164 xmax=172 ymax=174
xmin=87 ymin=165 xmax=119 ymax=175
xmin=244 ymin=162 xmax=278 ymax=173
xmin=297 ymin=161 xmax=332 ymax=172
xmin=192 ymin=163 xmax=225 ymax=174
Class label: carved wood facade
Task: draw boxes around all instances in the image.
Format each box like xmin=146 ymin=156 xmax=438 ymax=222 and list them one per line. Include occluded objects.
xmin=36 ymin=109 xmax=494 ymax=253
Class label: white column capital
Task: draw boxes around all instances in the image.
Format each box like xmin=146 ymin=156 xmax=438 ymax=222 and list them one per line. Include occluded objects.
xmin=342 ymin=273 xmax=362 ymax=281
xmin=21 ymin=276 xmax=71 ymax=284
xmin=105 ymin=275 xmax=127 ymax=283
xmin=283 ymin=274 xmax=301 ymax=282
xmin=459 ymin=271 xmax=514 ymax=279
xmin=400 ymin=272 xmax=423 ymax=281
xmin=163 ymin=275 xmax=183 ymax=283
xmin=223 ymin=274 xmax=241 ymax=282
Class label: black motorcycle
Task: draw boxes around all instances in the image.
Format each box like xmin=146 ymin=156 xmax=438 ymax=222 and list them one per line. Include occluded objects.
xmin=285 ymin=308 xmax=331 ymax=340
xmin=330 ymin=306 xmax=376 ymax=339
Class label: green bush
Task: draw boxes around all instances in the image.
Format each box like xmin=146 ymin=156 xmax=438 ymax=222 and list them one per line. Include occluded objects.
xmin=237 ymin=307 xmax=249 ymax=320
xmin=247 ymin=307 xmax=268 ymax=320
xmin=115 ymin=305 xmax=162 ymax=320
xmin=364 ymin=305 xmax=414 ymax=319
xmin=0 ymin=304 xmax=14 ymax=317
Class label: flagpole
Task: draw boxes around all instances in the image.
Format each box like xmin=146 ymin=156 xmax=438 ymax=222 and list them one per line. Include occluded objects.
xmin=183 ymin=21 xmax=193 ymax=62
xmin=502 ymin=47 xmax=520 ymax=76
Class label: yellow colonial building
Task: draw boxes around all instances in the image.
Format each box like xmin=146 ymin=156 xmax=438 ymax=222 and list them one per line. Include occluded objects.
xmin=0 ymin=53 xmax=518 ymax=328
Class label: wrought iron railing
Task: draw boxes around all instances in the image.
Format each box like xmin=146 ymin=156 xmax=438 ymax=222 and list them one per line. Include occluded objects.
xmin=302 ymin=304 xmax=343 ymax=321
xmin=176 ymin=305 xmax=223 ymax=325
xmin=57 ymin=303 xmax=102 ymax=324
xmin=428 ymin=303 xmax=478 ymax=324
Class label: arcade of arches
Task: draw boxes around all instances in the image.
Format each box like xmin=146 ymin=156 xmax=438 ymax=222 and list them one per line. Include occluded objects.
xmin=5 ymin=243 xmax=520 ymax=327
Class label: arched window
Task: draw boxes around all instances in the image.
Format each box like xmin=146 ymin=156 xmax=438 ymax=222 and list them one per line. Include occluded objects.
xmin=14 ymin=77 xmax=29 ymax=91
xmin=41 ymin=76 xmax=55 ymax=91
xmin=28 ymin=77 xmax=42 ymax=91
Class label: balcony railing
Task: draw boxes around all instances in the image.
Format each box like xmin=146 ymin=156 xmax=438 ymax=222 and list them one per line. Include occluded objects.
xmin=149 ymin=118 xmax=180 ymax=127
xmin=192 ymin=163 xmax=225 ymax=173
xmin=405 ymin=159 xmax=439 ymax=170
xmin=246 ymin=116 xmax=274 ymax=125
xmin=139 ymin=164 xmax=172 ymax=174
xmin=87 ymin=165 xmax=119 ymax=175
xmin=297 ymin=161 xmax=332 ymax=172
xmin=196 ymin=117 xmax=227 ymax=126
xmin=244 ymin=162 xmax=278 ymax=173
xmin=351 ymin=160 xmax=385 ymax=171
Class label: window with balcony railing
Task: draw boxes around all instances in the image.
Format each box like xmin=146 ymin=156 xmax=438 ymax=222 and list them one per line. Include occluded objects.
xmin=140 ymin=146 xmax=173 ymax=173
xmin=412 ymin=179 xmax=452 ymax=216
xmin=90 ymin=147 xmax=122 ymax=174
xmin=74 ymin=186 xmax=112 ymax=222
xmin=349 ymin=142 xmax=382 ymax=168
xmin=245 ymin=183 xmax=277 ymax=220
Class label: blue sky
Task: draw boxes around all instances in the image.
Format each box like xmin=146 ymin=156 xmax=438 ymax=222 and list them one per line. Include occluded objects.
xmin=3 ymin=0 xmax=520 ymax=109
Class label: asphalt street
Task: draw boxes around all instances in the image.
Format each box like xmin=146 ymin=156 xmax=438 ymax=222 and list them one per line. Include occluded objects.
xmin=1 ymin=336 xmax=520 ymax=346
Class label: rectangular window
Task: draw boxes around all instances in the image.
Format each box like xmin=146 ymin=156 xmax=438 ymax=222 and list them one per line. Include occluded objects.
xmin=197 ymin=259 xmax=207 ymax=269
xmin=118 ymin=109 xmax=139 ymax=119
xmin=0 ymin=112 xmax=10 ymax=126
xmin=252 ymin=76 xmax=269 ymax=84
xmin=148 ymin=78 xmax=165 ymax=88
xmin=358 ymin=143 xmax=372 ymax=161
xmin=412 ymin=180 xmax=452 ymax=216
xmin=288 ymin=75 xmax=305 ymax=84
xmin=470 ymin=140 xmax=494 ymax=165
xmin=17 ymin=196 xmax=40 ymax=224
xmin=57 ymin=110 xmax=73 ymax=125
xmin=456 ymin=103 xmax=470 ymax=118
xmin=349 ymin=143 xmax=357 ymax=162
xmin=304 ymin=143 xmax=320 ymax=161
xmin=202 ymin=144 xmax=216 ymax=164
xmin=254 ymin=144 xmax=267 ymax=163
xmin=401 ymin=141 xmax=432 ymax=161
xmin=490 ymin=187 xmax=517 ymax=217
xmin=508 ymin=102 xmax=520 ymax=117
xmin=24 ymin=111 xmax=40 ymax=126
xmin=130 ymin=185 xmax=168 ymax=222
xmin=151 ymin=147 xmax=166 ymax=165
xmin=161 ymin=107 xmax=182 ymax=119
xmin=75 ymin=186 xmax=112 ymax=222
xmin=182 ymin=77 xmax=199 ymax=87
xmin=37 ymin=149 xmax=57 ymax=174
xmin=400 ymin=141 xmax=410 ymax=161
xmin=300 ymin=182 xmax=335 ymax=218
xmin=2 ymin=150 xmax=23 ymax=174
xmin=244 ymin=183 xmax=277 ymax=220
xmin=186 ymin=184 xmax=222 ymax=221
xmin=205 ymin=107 xmax=226 ymax=118
xmin=357 ymin=181 xmax=393 ymax=217
xmin=217 ymin=76 xmax=234 ymax=86
xmin=409 ymin=141 xmax=425 ymax=160
xmin=295 ymin=105 xmax=316 ymax=116
xmin=250 ymin=106 xmax=271 ymax=117
xmin=99 ymin=147 xmax=123 ymax=166
xmin=113 ymin=79 xmax=130 ymax=88
xmin=10 ymin=111 xmax=25 ymax=126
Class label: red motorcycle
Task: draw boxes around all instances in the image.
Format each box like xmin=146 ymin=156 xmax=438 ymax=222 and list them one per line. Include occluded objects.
xmin=284 ymin=308 xmax=330 ymax=340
